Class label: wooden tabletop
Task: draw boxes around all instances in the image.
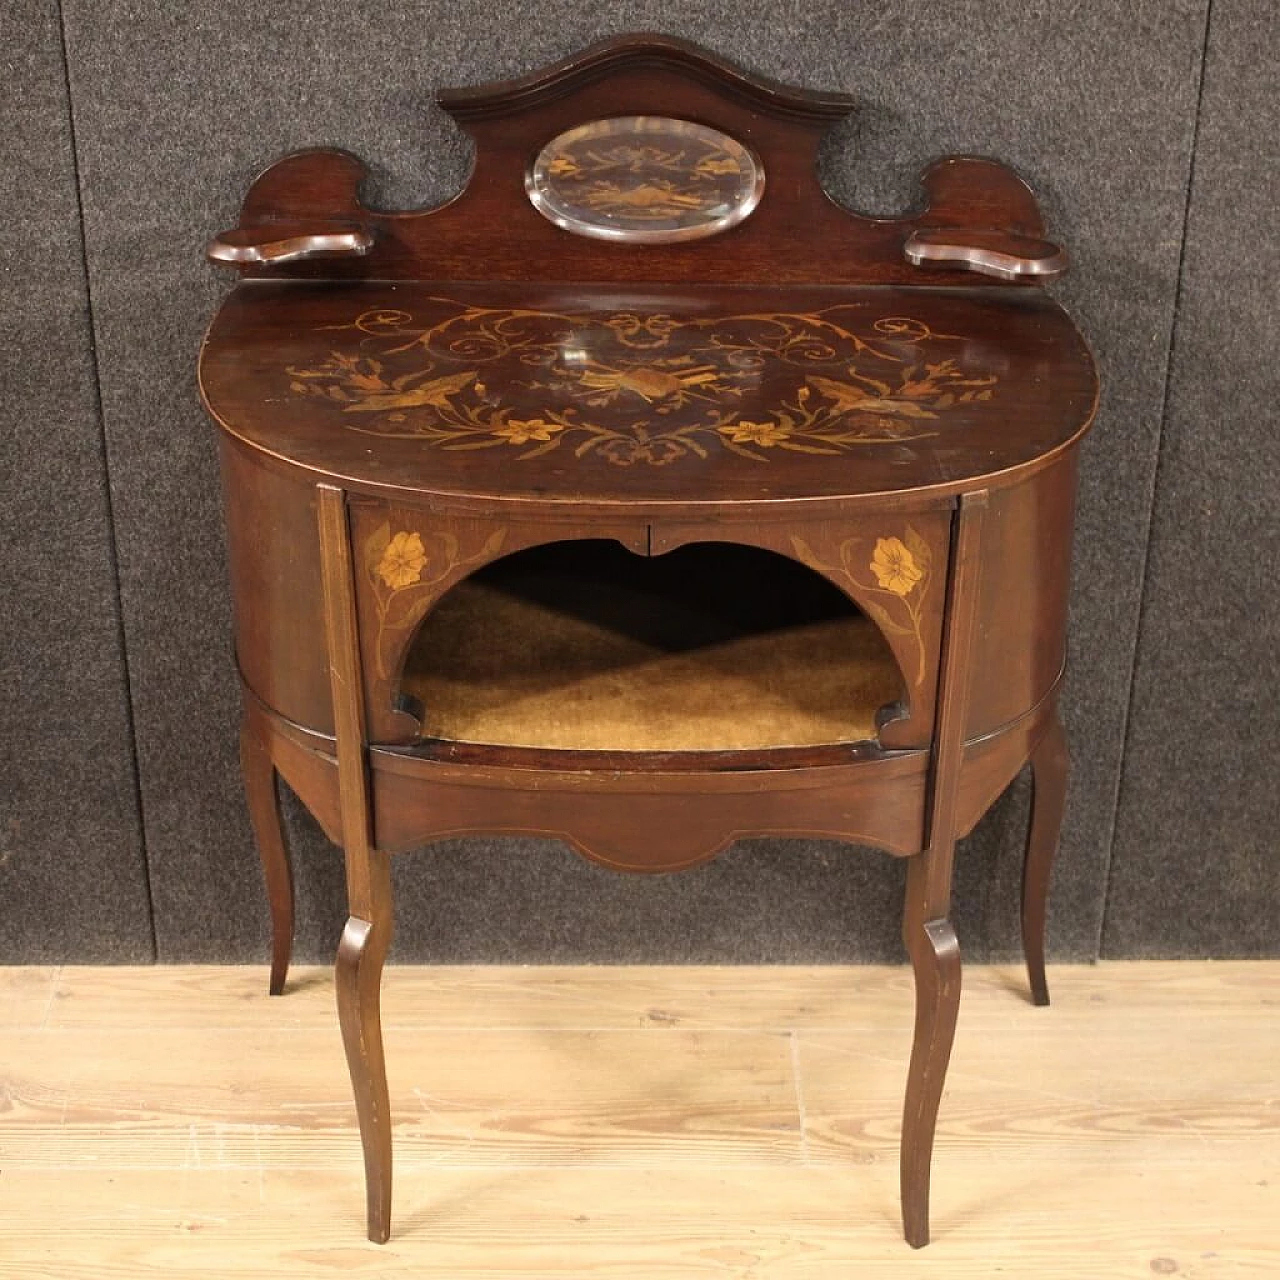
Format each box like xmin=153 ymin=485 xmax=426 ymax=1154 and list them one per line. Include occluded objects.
xmin=200 ymin=279 xmax=1097 ymax=510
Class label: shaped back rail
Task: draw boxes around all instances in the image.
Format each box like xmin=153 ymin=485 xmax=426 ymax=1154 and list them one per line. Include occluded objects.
xmin=209 ymin=33 xmax=1065 ymax=287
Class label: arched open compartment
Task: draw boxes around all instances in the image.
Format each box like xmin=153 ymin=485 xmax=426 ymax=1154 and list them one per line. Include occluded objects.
xmin=394 ymin=539 xmax=907 ymax=754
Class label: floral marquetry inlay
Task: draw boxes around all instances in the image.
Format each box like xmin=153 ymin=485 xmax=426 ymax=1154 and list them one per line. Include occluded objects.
xmin=376 ymin=531 xmax=428 ymax=590
xmin=792 ymin=528 xmax=935 ymax=684
xmin=363 ymin=522 xmax=507 ymax=680
xmin=286 ymin=301 xmax=1001 ymax=468
xmin=870 ymin=537 xmax=926 ymax=598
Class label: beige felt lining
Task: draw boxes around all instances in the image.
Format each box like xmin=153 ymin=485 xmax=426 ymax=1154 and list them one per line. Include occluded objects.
xmin=402 ymin=545 xmax=903 ymax=751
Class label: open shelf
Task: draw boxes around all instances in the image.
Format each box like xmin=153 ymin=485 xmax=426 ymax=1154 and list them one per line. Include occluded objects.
xmin=401 ymin=540 xmax=904 ymax=753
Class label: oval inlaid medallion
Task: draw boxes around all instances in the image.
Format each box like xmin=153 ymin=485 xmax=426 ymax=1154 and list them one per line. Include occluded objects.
xmin=526 ymin=116 xmax=764 ymax=244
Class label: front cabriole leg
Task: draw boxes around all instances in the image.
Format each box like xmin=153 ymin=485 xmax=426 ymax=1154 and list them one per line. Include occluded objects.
xmin=336 ymin=854 xmax=394 ymax=1243
xmin=900 ymin=853 xmax=962 ymax=1248
xmin=898 ymin=489 xmax=986 ymax=1247
xmin=318 ymin=482 xmax=397 ymax=1242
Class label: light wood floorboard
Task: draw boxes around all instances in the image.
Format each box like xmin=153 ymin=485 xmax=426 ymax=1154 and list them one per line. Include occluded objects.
xmin=1 ymin=961 xmax=1276 ymax=1277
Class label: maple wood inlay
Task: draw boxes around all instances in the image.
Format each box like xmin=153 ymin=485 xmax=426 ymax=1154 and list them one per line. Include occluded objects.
xmin=363 ymin=521 xmax=507 ymax=680
xmin=792 ymin=528 xmax=935 ymax=683
xmin=286 ymin=300 xmax=998 ymax=467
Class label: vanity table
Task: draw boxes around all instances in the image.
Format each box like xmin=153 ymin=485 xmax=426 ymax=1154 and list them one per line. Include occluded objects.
xmin=200 ymin=34 xmax=1097 ymax=1248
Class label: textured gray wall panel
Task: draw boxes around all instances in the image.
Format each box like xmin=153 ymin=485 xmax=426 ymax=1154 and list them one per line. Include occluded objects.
xmin=1104 ymin=0 xmax=1280 ymax=957
xmin=0 ymin=0 xmax=152 ymax=960
xmin=59 ymin=1 xmax=1205 ymax=964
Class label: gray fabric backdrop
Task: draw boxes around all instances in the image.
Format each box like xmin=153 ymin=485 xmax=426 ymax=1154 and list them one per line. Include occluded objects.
xmin=1 ymin=0 xmax=1274 ymax=965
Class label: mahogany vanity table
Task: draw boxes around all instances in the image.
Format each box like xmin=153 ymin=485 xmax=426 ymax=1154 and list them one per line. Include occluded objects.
xmin=200 ymin=35 xmax=1097 ymax=1248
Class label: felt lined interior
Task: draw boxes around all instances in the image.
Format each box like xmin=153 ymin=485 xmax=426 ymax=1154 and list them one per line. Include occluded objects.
xmin=402 ymin=540 xmax=904 ymax=751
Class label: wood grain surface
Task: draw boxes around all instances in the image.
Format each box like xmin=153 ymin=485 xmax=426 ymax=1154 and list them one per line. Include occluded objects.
xmin=1 ymin=962 xmax=1276 ymax=1276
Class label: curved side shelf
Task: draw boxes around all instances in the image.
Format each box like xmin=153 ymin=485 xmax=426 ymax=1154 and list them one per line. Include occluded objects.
xmin=207 ymin=219 xmax=374 ymax=265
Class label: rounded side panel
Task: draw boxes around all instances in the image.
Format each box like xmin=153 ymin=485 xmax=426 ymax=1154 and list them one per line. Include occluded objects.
xmin=220 ymin=435 xmax=333 ymax=734
xmin=966 ymin=447 xmax=1079 ymax=738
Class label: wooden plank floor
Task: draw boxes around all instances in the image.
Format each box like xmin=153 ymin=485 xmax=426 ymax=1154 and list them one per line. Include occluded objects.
xmin=1 ymin=961 xmax=1276 ymax=1277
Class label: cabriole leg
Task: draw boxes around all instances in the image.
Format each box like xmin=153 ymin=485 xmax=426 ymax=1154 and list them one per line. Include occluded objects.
xmin=898 ymin=488 xmax=985 ymax=1247
xmin=1021 ymin=710 xmax=1069 ymax=1007
xmin=317 ymin=482 xmax=396 ymax=1243
xmin=239 ymin=719 xmax=294 ymax=995
xmin=336 ymin=850 xmax=394 ymax=1244
xmin=900 ymin=849 xmax=962 ymax=1250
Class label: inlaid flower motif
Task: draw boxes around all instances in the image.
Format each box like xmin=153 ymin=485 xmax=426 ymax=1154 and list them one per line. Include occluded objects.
xmin=491 ymin=418 xmax=565 ymax=445
xmin=719 ymin=418 xmax=792 ymax=447
xmin=377 ymin=531 xmax=427 ymax=590
xmin=870 ymin=537 xmax=924 ymax=597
